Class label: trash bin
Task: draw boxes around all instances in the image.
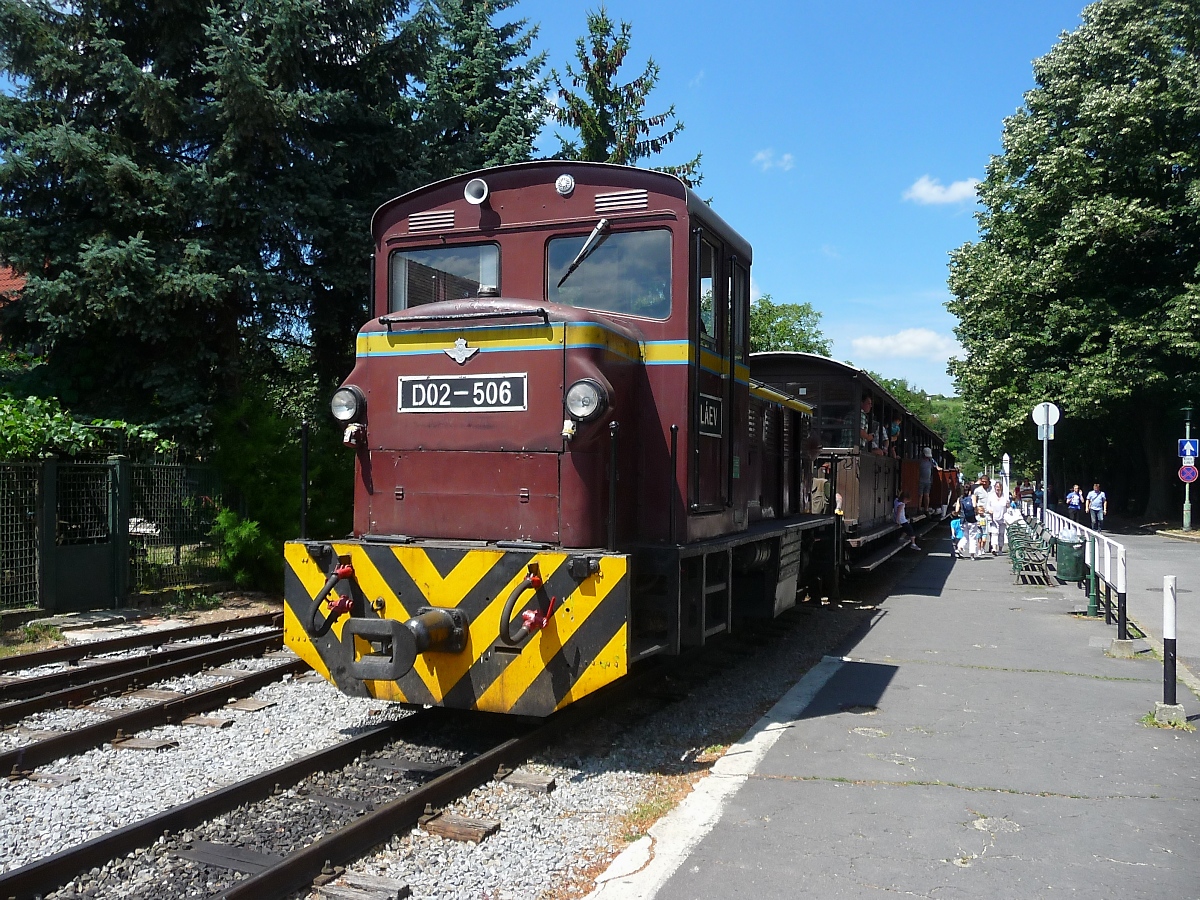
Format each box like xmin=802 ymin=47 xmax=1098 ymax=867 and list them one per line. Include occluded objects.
xmin=1056 ymin=533 xmax=1085 ymax=582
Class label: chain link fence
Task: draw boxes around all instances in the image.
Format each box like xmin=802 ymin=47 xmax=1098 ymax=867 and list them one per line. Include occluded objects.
xmin=129 ymin=463 xmax=222 ymax=592
xmin=0 ymin=459 xmax=223 ymax=611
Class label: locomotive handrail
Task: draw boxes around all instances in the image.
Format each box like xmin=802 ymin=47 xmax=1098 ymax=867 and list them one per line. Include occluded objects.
xmin=379 ymin=307 xmax=551 ymax=328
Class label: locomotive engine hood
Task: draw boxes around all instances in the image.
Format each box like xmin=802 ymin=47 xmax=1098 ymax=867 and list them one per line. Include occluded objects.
xmin=340 ymin=296 xmax=642 ymax=547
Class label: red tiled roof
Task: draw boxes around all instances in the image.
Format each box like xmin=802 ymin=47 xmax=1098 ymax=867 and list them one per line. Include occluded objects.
xmin=0 ymin=266 xmax=25 ymax=298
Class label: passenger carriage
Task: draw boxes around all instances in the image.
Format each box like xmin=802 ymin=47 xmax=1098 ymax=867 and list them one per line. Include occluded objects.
xmin=750 ymin=353 xmax=959 ymax=573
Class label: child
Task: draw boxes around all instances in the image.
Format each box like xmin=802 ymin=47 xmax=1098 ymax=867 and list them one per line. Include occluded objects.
xmin=895 ymin=491 xmax=920 ymax=551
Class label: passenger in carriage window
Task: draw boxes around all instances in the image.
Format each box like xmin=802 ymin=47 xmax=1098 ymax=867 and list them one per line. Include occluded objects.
xmin=859 ymin=395 xmax=874 ymax=451
xmin=887 ymin=415 xmax=902 ymax=458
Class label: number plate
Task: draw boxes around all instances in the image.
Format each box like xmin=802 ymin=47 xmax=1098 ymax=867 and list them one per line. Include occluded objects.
xmin=398 ymin=374 xmax=528 ymax=413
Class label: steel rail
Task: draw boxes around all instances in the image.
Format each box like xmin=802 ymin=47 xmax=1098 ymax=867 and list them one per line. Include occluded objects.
xmin=0 ymin=715 xmax=425 ymax=900
xmin=219 ymin=664 xmax=666 ymax=900
xmin=0 ymin=632 xmax=282 ymax=726
xmin=0 ymin=628 xmax=282 ymax=702
xmin=1 ymin=656 xmax=306 ymax=776
xmin=0 ymin=612 xmax=282 ymax=673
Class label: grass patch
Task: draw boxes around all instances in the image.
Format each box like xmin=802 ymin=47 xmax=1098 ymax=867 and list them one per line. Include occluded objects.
xmin=0 ymin=621 xmax=65 ymax=659
xmin=1139 ymin=711 xmax=1196 ymax=732
xmin=618 ymin=775 xmax=693 ymax=842
xmin=162 ymin=589 xmax=223 ymax=615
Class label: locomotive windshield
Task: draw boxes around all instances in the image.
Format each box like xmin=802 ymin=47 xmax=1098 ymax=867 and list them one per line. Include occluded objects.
xmin=546 ymin=228 xmax=671 ymax=319
xmin=389 ymin=243 xmax=500 ymax=311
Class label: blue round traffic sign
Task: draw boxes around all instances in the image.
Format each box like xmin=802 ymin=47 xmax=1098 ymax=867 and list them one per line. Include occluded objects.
xmin=1181 ymin=466 xmax=1199 ymax=484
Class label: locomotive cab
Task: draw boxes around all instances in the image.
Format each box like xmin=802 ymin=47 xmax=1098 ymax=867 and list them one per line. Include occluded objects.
xmin=284 ymin=162 xmax=837 ymax=716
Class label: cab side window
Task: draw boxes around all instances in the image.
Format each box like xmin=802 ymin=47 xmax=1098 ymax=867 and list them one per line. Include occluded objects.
xmin=698 ymin=238 xmax=719 ymax=351
xmin=730 ymin=260 xmax=749 ymax=364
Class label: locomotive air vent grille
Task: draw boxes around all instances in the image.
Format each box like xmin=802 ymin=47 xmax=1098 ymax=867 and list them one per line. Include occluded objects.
xmin=408 ymin=209 xmax=456 ymax=232
xmin=595 ymin=189 xmax=648 ymax=213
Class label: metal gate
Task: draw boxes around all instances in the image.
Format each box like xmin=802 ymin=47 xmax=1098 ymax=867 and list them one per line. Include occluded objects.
xmin=39 ymin=460 xmax=125 ymax=612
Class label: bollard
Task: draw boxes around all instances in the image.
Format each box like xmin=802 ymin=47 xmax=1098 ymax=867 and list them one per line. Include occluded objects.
xmin=1154 ymin=575 xmax=1186 ymax=726
xmin=1164 ymin=576 xmax=1177 ymax=707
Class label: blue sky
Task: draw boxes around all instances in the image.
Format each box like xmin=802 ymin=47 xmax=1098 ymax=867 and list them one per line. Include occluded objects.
xmin=524 ymin=0 xmax=1090 ymax=394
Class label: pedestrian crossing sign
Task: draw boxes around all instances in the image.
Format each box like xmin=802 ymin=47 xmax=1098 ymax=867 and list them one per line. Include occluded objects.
xmin=1180 ymin=439 xmax=1199 ymax=457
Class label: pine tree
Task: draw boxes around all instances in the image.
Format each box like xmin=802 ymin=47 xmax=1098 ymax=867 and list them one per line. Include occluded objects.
xmin=415 ymin=0 xmax=547 ymax=180
xmin=551 ymin=7 xmax=701 ymax=186
xmin=0 ymin=0 xmax=545 ymax=426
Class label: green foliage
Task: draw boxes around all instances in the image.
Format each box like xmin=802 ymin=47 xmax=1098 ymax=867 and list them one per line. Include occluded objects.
xmin=0 ymin=394 xmax=171 ymax=459
xmin=210 ymin=508 xmax=278 ymax=589
xmin=749 ymin=294 xmax=831 ymax=355
xmin=0 ymin=0 xmax=544 ymax=425
xmin=19 ymin=622 xmax=63 ymax=643
xmin=415 ymin=0 xmax=547 ymax=178
xmin=163 ymin=590 xmax=223 ymax=614
xmin=552 ymin=7 xmax=701 ymax=186
xmin=868 ymin=374 xmax=976 ymax=474
xmin=947 ymin=0 xmax=1200 ymax=516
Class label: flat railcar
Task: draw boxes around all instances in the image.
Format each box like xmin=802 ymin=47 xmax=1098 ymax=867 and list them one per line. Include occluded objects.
xmin=283 ymin=163 xmax=939 ymax=717
xmin=750 ymin=352 xmax=959 ymax=573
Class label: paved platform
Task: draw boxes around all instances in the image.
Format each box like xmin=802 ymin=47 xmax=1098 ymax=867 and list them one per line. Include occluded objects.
xmin=592 ymin=534 xmax=1200 ymax=899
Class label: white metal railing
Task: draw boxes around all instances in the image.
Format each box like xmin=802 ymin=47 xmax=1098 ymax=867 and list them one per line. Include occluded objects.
xmin=1042 ymin=508 xmax=1129 ymax=636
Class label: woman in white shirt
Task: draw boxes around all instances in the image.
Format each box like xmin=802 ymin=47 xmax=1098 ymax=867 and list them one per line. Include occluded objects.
xmin=987 ymin=482 xmax=1009 ymax=555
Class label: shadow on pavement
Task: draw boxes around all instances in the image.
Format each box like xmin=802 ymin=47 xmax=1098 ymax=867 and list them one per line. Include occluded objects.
xmin=794 ymin=659 xmax=898 ymax=721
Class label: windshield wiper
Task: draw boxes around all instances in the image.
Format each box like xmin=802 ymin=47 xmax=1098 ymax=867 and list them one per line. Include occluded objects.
xmin=556 ymin=218 xmax=611 ymax=289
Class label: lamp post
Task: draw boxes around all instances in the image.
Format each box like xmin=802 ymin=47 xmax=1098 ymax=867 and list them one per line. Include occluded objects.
xmin=1002 ymin=453 xmax=1011 ymax=502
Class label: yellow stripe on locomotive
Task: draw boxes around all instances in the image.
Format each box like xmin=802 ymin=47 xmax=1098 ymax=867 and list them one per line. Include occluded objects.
xmin=284 ymin=541 xmax=629 ymax=717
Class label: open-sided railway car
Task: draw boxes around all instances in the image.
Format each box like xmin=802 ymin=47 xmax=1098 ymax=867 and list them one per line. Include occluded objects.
xmin=283 ymin=162 xmax=839 ymax=716
xmin=750 ymin=352 xmax=959 ymax=573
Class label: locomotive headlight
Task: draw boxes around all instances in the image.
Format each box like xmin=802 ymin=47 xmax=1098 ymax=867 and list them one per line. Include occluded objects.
xmin=331 ymin=385 xmax=366 ymax=423
xmin=565 ymin=380 xmax=607 ymax=421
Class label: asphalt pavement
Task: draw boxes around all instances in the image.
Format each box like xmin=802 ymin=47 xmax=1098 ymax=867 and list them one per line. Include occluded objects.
xmin=595 ymin=531 xmax=1200 ymax=900
xmin=1116 ymin=531 xmax=1200 ymax=672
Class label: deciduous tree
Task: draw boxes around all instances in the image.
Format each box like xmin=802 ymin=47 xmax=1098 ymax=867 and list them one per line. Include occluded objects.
xmin=947 ymin=0 xmax=1200 ymax=517
xmin=749 ymin=294 xmax=831 ymax=355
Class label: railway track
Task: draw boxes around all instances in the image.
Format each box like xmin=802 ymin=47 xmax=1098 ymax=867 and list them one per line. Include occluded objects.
xmin=0 ymin=614 xmax=302 ymax=776
xmin=0 ymin=612 xmax=281 ymax=674
xmin=0 ymin=600 xmax=876 ymax=900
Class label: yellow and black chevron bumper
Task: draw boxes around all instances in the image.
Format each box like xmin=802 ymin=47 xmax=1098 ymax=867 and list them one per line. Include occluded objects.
xmin=283 ymin=540 xmax=629 ymax=717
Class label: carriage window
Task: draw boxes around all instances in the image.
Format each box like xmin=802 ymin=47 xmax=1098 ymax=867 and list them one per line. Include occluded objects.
xmin=389 ymin=244 xmax=500 ymax=311
xmin=546 ymin=228 xmax=671 ymax=319
xmin=698 ymin=239 xmax=718 ymax=350
xmin=817 ymin=380 xmax=857 ymax=449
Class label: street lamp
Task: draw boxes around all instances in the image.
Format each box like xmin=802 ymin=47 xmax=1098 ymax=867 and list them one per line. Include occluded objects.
xmin=1002 ymin=453 xmax=1011 ymax=501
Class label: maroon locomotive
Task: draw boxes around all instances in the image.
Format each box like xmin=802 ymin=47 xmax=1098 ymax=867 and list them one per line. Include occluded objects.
xmin=284 ymin=161 xmax=837 ymax=716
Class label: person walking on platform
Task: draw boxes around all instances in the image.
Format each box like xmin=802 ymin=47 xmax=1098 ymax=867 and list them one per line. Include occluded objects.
xmin=987 ymin=481 xmax=1008 ymax=555
xmin=955 ymin=486 xmax=980 ymax=560
xmin=1086 ymin=482 xmax=1108 ymax=531
xmin=1065 ymin=484 xmax=1085 ymax=526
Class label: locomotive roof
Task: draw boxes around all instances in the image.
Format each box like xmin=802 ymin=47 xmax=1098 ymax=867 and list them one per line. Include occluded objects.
xmin=371 ymin=161 xmax=752 ymax=262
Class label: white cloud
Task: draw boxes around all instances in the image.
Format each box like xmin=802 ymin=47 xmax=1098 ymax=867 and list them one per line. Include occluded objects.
xmin=820 ymin=244 xmax=841 ymax=260
xmin=851 ymin=328 xmax=961 ymax=362
xmin=688 ymin=70 xmax=705 ymax=89
xmin=902 ymin=175 xmax=979 ymax=205
xmin=752 ymin=148 xmax=795 ymax=173
xmin=750 ymin=276 xmax=764 ymax=301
